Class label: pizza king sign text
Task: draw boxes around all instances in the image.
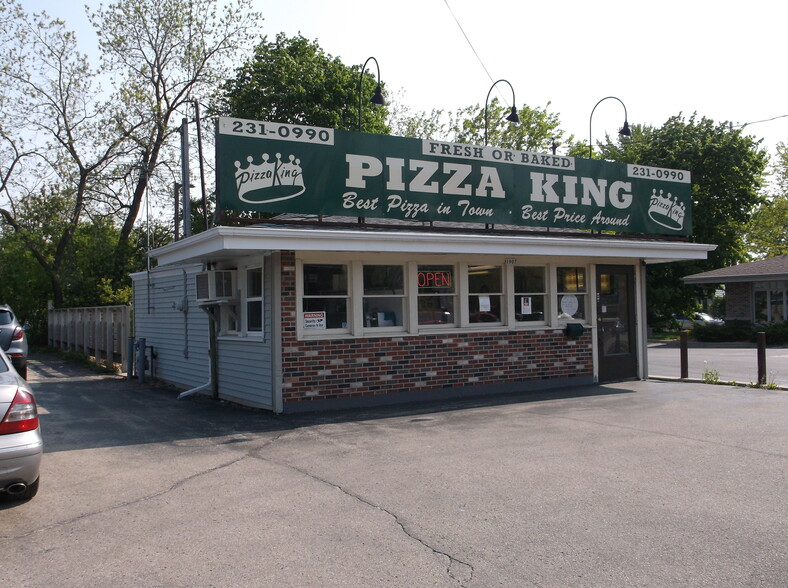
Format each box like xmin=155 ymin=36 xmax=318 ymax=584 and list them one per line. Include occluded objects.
xmin=343 ymin=141 xmax=633 ymax=223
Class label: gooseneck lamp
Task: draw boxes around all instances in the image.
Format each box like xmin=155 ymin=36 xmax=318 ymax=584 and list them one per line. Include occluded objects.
xmin=588 ymin=96 xmax=631 ymax=158
xmin=484 ymin=79 xmax=520 ymax=146
xmin=358 ymin=56 xmax=385 ymax=132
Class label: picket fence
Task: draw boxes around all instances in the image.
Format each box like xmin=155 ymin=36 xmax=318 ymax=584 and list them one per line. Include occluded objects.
xmin=48 ymin=305 xmax=131 ymax=370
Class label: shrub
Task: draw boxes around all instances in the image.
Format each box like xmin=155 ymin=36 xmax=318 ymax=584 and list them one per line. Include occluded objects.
xmin=693 ymin=320 xmax=753 ymax=342
xmin=754 ymin=323 xmax=788 ymax=345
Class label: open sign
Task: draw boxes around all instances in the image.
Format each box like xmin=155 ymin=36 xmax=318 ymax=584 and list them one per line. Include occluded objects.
xmin=418 ymin=271 xmax=452 ymax=289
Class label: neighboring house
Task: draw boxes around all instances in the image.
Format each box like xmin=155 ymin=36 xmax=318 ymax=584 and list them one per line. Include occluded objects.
xmin=683 ymin=255 xmax=788 ymax=323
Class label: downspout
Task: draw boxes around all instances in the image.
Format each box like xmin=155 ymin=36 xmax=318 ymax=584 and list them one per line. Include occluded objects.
xmin=178 ymin=303 xmax=219 ymax=400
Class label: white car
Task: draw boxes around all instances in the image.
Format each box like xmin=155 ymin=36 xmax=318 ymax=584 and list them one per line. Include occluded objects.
xmin=0 ymin=348 xmax=42 ymax=501
xmin=673 ymin=312 xmax=725 ymax=330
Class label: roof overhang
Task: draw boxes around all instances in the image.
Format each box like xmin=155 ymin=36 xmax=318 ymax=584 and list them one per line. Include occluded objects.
xmin=684 ymin=272 xmax=788 ymax=285
xmin=150 ymin=225 xmax=716 ymax=267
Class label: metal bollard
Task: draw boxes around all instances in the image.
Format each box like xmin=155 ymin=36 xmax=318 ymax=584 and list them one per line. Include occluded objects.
xmin=757 ymin=332 xmax=766 ymax=386
xmin=136 ymin=337 xmax=146 ymax=384
xmin=680 ymin=331 xmax=689 ymax=379
xmin=127 ymin=337 xmax=136 ymax=381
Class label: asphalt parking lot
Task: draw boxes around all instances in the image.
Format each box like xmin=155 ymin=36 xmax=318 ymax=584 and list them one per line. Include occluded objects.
xmin=1 ymin=353 xmax=786 ymax=587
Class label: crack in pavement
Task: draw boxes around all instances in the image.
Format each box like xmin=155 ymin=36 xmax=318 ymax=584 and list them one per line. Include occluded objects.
xmin=0 ymin=453 xmax=250 ymax=541
xmin=2 ymin=429 xmax=297 ymax=542
xmin=250 ymin=449 xmax=475 ymax=587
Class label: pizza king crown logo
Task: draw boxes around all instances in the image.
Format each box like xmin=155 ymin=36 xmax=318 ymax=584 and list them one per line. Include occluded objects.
xmin=648 ymin=188 xmax=686 ymax=231
xmin=234 ymin=152 xmax=305 ymax=203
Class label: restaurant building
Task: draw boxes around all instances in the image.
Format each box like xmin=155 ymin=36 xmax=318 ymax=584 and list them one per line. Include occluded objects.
xmin=131 ymin=118 xmax=714 ymax=412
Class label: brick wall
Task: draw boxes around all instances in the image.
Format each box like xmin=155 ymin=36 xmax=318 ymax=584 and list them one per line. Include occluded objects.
xmin=279 ymin=251 xmax=593 ymax=406
xmin=725 ymin=282 xmax=752 ymax=321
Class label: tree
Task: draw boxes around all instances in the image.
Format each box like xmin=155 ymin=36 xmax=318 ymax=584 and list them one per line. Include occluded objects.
xmin=388 ymin=97 xmax=570 ymax=152
xmin=88 ymin=0 xmax=264 ymax=281
xmin=0 ymin=0 xmax=137 ymax=305
xmin=218 ymin=33 xmax=390 ymax=134
xmin=598 ymin=114 xmax=769 ymax=316
xmin=451 ymin=99 xmax=568 ymax=152
xmin=745 ymin=142 xmax=788 ymax=259
xmin=0 ymin=0 xmax=263 ymax=314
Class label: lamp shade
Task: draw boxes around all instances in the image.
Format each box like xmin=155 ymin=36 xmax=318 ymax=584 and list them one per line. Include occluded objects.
xmin=619 ymin=121 xmax=632 ymax=137
xmin=506 ymin=106 xmax=520 ymax=124
xmin=371 ymin=84 xmax=386 ymax=106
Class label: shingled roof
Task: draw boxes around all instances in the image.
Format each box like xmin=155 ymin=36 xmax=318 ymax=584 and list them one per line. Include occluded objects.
xmin=683 ymin=255 xmax=788 ymax=284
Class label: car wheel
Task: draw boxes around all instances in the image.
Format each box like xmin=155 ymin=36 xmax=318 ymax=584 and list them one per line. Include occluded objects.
xmin=18 ymin=365 xmax=27 ymax=380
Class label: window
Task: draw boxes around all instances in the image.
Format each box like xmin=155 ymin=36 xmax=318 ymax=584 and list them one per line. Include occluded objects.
xmin=770 ymin=290 xmax=785 ymax=323
xmin=417 ymin=265 xmax=455 ymax=325
xmin=468 ymin=265 xmax=502 ymax=323
xmin=755 ymin=291 xmax=768 ymax=322
xmin=363 ymin=265 xmax=405 ymax=328
xmin=556 ymin=266 xmax=587 ymax=321
xmin=246 ymin=267 xmax=263 ymax=332
xmin=514 ymin=266 xmax=546 ymax=323
xmin=302 ymin=264 xmax=349 ymax=330
xmin=754 ymin=287 xmax=787 ymax=323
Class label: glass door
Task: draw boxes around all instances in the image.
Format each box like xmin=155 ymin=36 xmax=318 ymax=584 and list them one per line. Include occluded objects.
xmin=596 ymin=265 xmax=637 ymax=382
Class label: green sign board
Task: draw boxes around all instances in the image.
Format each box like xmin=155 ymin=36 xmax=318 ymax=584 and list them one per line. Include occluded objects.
xmin=216 ymin=117 xmax=692 ymax=236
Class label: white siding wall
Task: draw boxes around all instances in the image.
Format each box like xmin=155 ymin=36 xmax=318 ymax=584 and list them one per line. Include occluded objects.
xmin=132 ymin=257 xmax=276 ymax=409
xmin=216 ymin=257 xmax=275 ymax=409
xmin=131 ymin=265 xmax=211 ymax=389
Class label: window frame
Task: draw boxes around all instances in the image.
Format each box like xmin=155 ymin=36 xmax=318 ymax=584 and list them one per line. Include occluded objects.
xmin=243 ymin=263 xmax=264 ymax=336
xmin=294 ymin=255 xmax=597 ymax=340
xmin=361 ymin=263 xmax=408 ymax=333
xmin=466 ymin=264 xmax=504 ymax=326
xmin=299 ymin=261 xmax=351 ymax=336
xmin=555 ymin=265 xmax=589 ymax=323
xmin=512 ymin=264 xmax=548 ymax=326
xmin=416 ymin=263 xmax=458 ymax=328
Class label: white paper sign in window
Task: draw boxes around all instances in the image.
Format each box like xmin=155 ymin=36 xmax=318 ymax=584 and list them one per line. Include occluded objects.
xmin=303 ymin=311 xmax=326 ymax=330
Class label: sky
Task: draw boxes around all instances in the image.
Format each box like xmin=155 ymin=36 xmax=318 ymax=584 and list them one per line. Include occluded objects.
xmin=21 ymin=0 xmax=788 ymax=162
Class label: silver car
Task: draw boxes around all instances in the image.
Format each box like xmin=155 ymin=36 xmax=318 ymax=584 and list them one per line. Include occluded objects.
xmin=0 ymin=305 xmax=29 ymax=379
xmin=0 ymin=347 xmax=42 ymax=501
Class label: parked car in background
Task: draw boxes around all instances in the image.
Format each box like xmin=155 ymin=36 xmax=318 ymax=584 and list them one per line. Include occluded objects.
xmin=672 ymin=312 xmax=725 ymax=330
xmin=0 ymin=347 xmax=42 ymax=501
xmin=0 ymin=305 xmax=29 ymax=379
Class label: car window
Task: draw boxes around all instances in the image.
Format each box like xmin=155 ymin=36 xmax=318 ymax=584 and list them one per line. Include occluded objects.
xmin=0 ymin=355 xmax=9 ymax=372
xmin=0 ymin=310 xmax=14 ymax=325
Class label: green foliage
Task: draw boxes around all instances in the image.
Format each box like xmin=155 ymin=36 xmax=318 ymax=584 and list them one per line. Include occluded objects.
xmin=755 ymin=323 xmax=788 ymax=346
xmin=692 ymin=320 xmax=755 ymax=342
xmin=388 ymin=97 xmax=571 ymax=155
xmin=745 ymin=143 xmax=788 ymax=258
xmin=702 ymin=363 xmax=720 ymax=385
xmin=709 ymin=296 xmax=726 ymax=319
xmin=0 ymin=230 xmax=51 ymax=343
xmin=452 ymin=99 xmax=568 ymax=152
xmin=599 ymin=114 xmax=768 ymax=317
xmin=692 ymin=321 xmax=788 ymax=346
xmin=746 ymin=195 xmax=788 ymax=258
xmin=217 ymin=33 xmax=389 ymax=134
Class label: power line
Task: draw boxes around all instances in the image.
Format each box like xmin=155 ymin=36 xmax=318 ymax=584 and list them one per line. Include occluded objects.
xmin=736 ymin=114 xmax=788 ymax=129
xmin=442 ymin=0 xmax=509 ymax=105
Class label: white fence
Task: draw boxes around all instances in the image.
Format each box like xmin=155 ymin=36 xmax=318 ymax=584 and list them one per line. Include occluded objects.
xmin=48 ymin=305 xmax=131 ymax=370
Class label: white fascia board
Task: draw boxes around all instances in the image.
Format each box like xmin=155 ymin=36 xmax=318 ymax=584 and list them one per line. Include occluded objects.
xmin=684 ymin=273 xmax=788 ymax=285
xmin=151 ymin=226 xmax=716 ymax=266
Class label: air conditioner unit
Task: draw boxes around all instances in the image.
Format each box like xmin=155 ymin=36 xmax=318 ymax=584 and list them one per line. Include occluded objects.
xmin=195 ymin=270 xmax=237 ymax=303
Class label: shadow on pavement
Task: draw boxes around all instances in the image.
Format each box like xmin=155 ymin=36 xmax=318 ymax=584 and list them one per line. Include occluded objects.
xmin=30 ymin=352 xmax=634 ymax=454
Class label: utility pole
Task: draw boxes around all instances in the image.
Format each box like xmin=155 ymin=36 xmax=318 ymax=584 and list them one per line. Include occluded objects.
xmin=180 ymin=117 xmax=191 ymax=238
